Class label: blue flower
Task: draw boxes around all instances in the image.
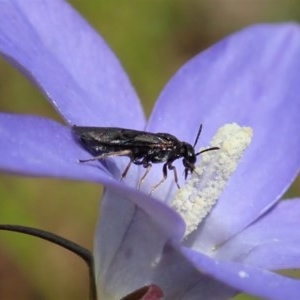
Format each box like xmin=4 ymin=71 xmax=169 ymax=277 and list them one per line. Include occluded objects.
xmin=1 ymin=1 xmax=300 ymax=299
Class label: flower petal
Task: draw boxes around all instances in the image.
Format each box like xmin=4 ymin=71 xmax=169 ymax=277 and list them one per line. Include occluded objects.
xmin=0 ymin=0 xmax=144 ymax=127
xmin=148 ymin=23 xmax=300 ymax=244
xmin=180 ymin=245 xmax=300 ymax=300
xmin=0 ymin=113 xmax=116 ymax=183
xmin=152 ymin=243 xmax=237 ymax=300
xmin=216 ymin=199 xmax=300 ymax=270
xmin=94 ymin=188 xmax=185 ymax=300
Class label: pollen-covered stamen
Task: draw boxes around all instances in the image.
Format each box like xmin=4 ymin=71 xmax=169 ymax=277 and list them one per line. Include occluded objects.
xmin=172 ymin=123 xmax=253 ymax=237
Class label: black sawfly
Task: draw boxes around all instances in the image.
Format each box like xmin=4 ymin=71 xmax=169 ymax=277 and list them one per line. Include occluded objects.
xmin=72 ymin=125 xmax=219 ymax=193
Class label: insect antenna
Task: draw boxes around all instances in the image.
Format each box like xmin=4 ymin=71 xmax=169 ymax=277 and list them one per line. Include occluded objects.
xmin=193 ymin=124 xmax=203 ymax=148
xmin=196 ymin=146 xmax=219 ymax=156
xmin=193 ymin=124 xmax=219 ymax=155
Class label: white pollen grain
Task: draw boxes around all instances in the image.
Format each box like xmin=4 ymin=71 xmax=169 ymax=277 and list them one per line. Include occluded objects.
xmin=172 ymin=123 xmax=253 ymax=237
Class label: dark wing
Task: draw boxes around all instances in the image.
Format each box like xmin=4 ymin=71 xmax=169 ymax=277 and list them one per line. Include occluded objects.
xmin=130 ymin=132 xmax=178 ymax=148
xmin=72 ymin=126 xmax=178 ymax=148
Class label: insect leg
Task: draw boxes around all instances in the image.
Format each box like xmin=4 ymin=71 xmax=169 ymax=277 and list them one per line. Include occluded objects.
xmin=78 ymin=149 xmax=132 ymax=163
xmin=168 ymin=163 xmax=180 ymax=189
xmin=121 ymin=160 xmax=133 ymax=180
xmin=150 ymin=162 xmax=168 ymax=195
xmin=138 ymin=163 xmax=152 ymax=190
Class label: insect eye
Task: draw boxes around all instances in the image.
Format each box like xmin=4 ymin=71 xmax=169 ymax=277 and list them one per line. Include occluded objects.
xmin=185 ymin=148 xmax=196 ymax=162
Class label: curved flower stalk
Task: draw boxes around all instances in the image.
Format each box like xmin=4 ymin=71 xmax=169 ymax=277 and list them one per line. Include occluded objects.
xmin=0 ymin=1 xmax=300 ymax=299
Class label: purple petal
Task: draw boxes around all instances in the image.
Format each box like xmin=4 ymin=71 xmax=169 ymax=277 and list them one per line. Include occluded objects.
xmin=180 ymin=246 xmax=300 ymax=300
xmin=216 ymin=199 xmax=300 ymax=270
xmin=0 ymin=113 xmax=117 ymax=183
xmin=152 ymin=243 xmax=237 ymax=300
xmin=148 ymin=24 xmax=300 ymax=243
xmin=94 ymin=188 xmax=185 ymax=300
xmin=0 ymin=0 xmax=144 ymax=127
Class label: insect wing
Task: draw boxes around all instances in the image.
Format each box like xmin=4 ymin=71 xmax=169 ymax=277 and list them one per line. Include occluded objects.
xmin=73 ymin=126 xmax=127 ymax=144
xmin=73 ymin=126 xmax=176 ymax=148
xmin=130 ymin=132 xmax=176 ymax=147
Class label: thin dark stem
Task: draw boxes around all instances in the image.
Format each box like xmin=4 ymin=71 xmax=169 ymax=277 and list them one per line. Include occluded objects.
xmin=0 ymin=224 xmax=97 ymax=300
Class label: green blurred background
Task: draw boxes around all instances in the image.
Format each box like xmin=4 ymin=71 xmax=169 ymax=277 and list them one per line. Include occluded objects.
xmin=0 ymin=1 xmax=300 ymax=299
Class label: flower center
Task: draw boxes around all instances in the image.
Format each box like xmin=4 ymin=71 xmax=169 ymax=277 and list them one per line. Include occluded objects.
xmin=172 ymin=123 xmax=253 ymax=237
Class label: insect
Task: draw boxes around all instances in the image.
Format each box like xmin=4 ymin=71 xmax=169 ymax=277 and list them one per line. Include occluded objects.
xmin=72 ymin=125 xmax=219 ymax=193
